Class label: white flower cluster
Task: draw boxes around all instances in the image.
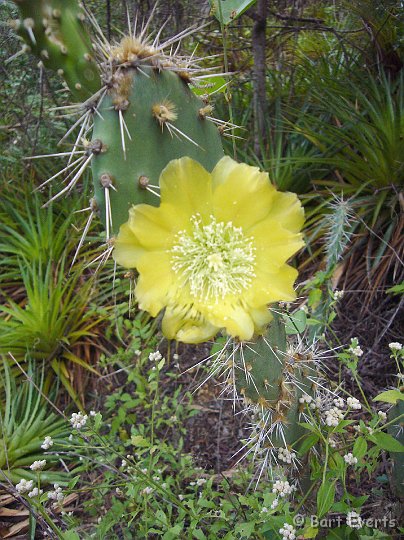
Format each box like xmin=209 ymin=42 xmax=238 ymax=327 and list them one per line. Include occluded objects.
xmin=389 ymin=342 xmax=402 ymax=352
xmin=141 ymin=486 xmax=154 ymax=495
xmin=190 ymin=478 xmax=207 ymax=487
xmin=16 ymin=479 xmax=34 ymax=494
xmin=148 ymin=351 xmax=162 ymax=362
xmin=272 ymin=480 xmax=295 ymax=498
xmin=271 ymin=498 xmax=279 ymax=509
xmin=28 ymin=487 xmax=43 ymax=498
xmin=30 ymin=460 xmax=46 ymax=471
xmin=333 ymin=289 xmax=344 ymax=301
xmin=333 ymin=397 xmax=345 ymax=409
xmin=278 ymin=447 xmax=296 ymax=464
xmin=346 ymin=511 xmax=363 ymax=529
xmin=279 ymin=523 xmax=296 ymax=540
xmin=70 ymin=411 xmax=88 ymax=429
xmin=324 ymin=406 xmax=344 ymax=427
xmin=41 ymin=436 xmax=53 ymax=450
xmin=347 ymin=397 xmax=361 ymax=410
xmin=378 ymin=410 xmax=387 ymax=422
xmin=48 ymin=483 xmax=64 ymax=503
xmin=348 ymin=338 xmax=363 ymax=357
xmin=298 ymin=394 xmax=312 ymax=404
xmin=344 ymin=453 xmax=358 ymax=466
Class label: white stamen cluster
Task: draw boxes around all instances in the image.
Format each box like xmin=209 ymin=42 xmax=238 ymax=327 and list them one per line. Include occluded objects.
xmin=30 ymin=460 xmax=46 ymax=471
xmin=347 ymin=397 xmax=361 ymax=410
xmin=70 ymin=412 xmax=88 ymax=429
xmin=389 ymin=342 xmax=402 ymax=351
xmin=272 ymin=480 xmax=295 ymax=498
xmin=324 ymin=406 xmax=344 ymax=427
xmin=344 ymin=453 xmax=358 ymax=466
xmin=279 ymin=524 xmax=296 ymax=540
xmin=41 ymin=436 xmax=53 ymax=450
xmin=16 ymin=479 xmax=34 ymax=494
xmin=346 ymin=511 xmax=363 ymax=529
xmin=277 ymin=447 xmax=296 ymax=464
xmin=298 ymin=394 xmax=312 ymax=405
xmin=171 ymin=215 xmax=255 ymax=302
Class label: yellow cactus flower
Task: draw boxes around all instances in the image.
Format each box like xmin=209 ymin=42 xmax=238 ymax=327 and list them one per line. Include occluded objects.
xmin=113 ymin=156 xmax=304 ymax=343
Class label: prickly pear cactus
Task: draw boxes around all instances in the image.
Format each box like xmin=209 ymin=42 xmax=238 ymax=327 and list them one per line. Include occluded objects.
xmin=235 ymin=314 xmax=315 ymax=451
xmin=11 ymin=0 xmax=100 ymax=101
xmin=91 ymin=51 xmax=224 ymax=234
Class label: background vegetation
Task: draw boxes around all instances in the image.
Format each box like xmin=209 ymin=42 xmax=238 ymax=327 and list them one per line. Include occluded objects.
xmin=0 ymin=0 xmax=402 ymax=538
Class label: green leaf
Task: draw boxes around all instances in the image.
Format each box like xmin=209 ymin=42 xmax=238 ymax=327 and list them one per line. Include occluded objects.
xmin=235 ymin=521 xmax=256 ymax=537
xmin=303 ymin=526 xmax=319 ymax=539
xmin=210 ymin=0 xmax=256 ymax=25
xmin=61 ymin=532 xmax=81 ymax=540
xmin=386 ymin=282 xmax=404 ymax=295
xmin=373 ymin=390 xmax=404 ymax=404
xmin=353 ymin=437 xmax=367 ymax=459
xmin=283 ymin=309 xmax=307 ymax=334
xmin=317 ymin=480 xmax=336 ymax=518
xmin=192 ymin=77 xmax=226 ymax=96
xmin=298 ymin=434 xmax=319 ymax=456
xmin=369 ymin=432 xmax=404 ymax=452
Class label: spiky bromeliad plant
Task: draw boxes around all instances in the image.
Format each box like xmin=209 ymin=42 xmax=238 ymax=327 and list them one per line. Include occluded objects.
xmin=10 ymin=0 xmax=318 ymax=481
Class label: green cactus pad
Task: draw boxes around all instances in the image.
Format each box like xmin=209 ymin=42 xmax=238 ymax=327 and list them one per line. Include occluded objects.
xmin=91 ymin=66 xmax=224 ymax=235
xmin=12 ymin=0 xmax=100 ymax=101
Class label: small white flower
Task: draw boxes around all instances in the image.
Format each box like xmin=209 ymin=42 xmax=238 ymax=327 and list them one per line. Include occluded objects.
xmin=41 ymin=436 xmax=53 ymax=450
xmin=279 ymin=523 xmax=296 ymax=540
xmin=346 ymin=510 xmax=363 ymax=529
xmin=141 ymin=486 xmax=154 ymax=495
xmin=333 ymin=289 xmax=344 ymax=300
xmin=272 ymin=480 xmax=294 ymax=498
xmin=347 ymin=397 xmax=361 ymax=410
xmin=378 ymin=410 xmax=387 ymax=422
xmin=141 ymin=468 xmax=148 ymax=474
xmin=271 ymin=498 xmax=279 ymax=509
xmin=70 ymin=412 xmax=88 ymax=429
xmin=278 ymin=447 xmax=296 ymax=464
xmin=348 ymin=338 xmax=363 ymax=357
xmin=89 ymin=410 xmax=97 ymax=416
xmin=68 ymin=434 xmax=73 ymax=441
xmin=178 ymin=494 xmax=184 ymax=500
xmin=16 ymin=479 xmax=34 ymax=494
xmin=333 ymin=397 xmax=345 ymax=409
xmin=298 ymin=394 xmax=312 ymax=404
xmin=328 ymin=436 xmax=338 ymax=448
xmin=389 ymin=342 xmax=402 ymax=351
xmin=153 ymin=476 xmax=160 ymax=481
xmin=324 ymin=407 xmax=344 ymax=427
xmin=48 ymin=484 xmax=64 ymax=502
xmin=148 ymin=351 xmax=162 ymax=362
xmin=196 ymin=478 xmax=207 ymax=486
xmin=28 ymin=487 xmax=43 ymax=498
xmin=173 ymin=353 xmax=179 ymax=360
xmin=344 ymin=453 xmax=358 ymax=466
xmin=135 ymin=349 xmax=142 ymax=356
xmin=261 ymin=506 xmax=269 ymax=513
xmin=367 ymin=426 xmax=374 ymax=435
xmin=30 ymin=459 xmax=46 ymax=471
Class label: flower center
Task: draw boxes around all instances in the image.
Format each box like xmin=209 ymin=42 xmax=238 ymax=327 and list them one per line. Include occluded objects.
xmin=171 ymin=215 xmax=256 ymax=302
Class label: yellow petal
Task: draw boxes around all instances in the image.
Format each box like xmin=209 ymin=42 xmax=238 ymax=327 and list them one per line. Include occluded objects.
xmin=159 ymin=157 xmax=213 ymax=220
xmin=246 ymin=265 xmax=298 ymax=305
xmin=125 ymin=202 xmax=183 ymax=251
xmin=201 ymin=301 xmax=255 ymax=341
xmin=135 ymin=251 xmax=174 ymax=316
xmin=269 ymin=191 xmax=305 ymax=233
xmin=251 ymin=219 xmax=305 ymax=271
xmin=212 ymin=157 xmax=276 ymax=229
xmin=250 ymin=306 xmax=273 ymax=334
xmin=113 ymin=220 xmax=145 ymax=268
xmin=162 ymin=305 xmax=218 ymax=343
